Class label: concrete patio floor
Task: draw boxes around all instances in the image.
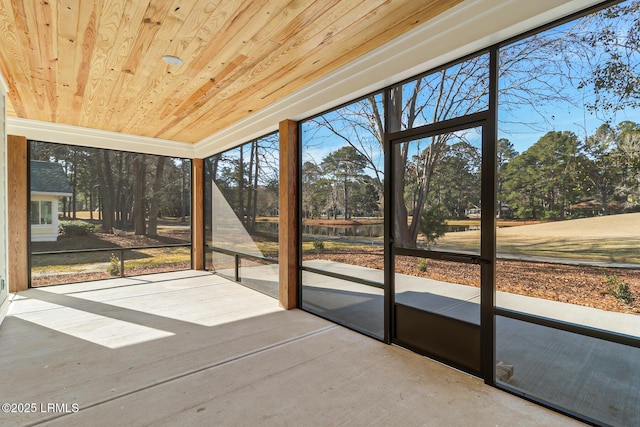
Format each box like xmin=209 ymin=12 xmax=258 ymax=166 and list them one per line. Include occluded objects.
xmin=228 ymin=261 xmax=640 ymax=426
xmin=0 ymin=270 xmax=584 ymax=426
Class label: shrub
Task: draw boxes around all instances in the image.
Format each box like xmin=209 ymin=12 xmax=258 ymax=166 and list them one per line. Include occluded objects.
xmin=418 ymin=206 xmax=447 ymax=248
xmin=312 ymin=239 xmax=325 ymax=254
xmin=108 ymin=253 xmax=121 ymax=276
xmin=605 ymin=274 xmax=634 ymax=304
xmin=418 ymin=258 xmax=428 ymax=272
xmin=59 ymin=220 xmax=96 ymax=236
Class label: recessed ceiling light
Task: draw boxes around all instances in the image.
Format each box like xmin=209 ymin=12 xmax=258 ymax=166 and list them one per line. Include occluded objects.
xmin=162 ymin=55 xmax=183 ymax=66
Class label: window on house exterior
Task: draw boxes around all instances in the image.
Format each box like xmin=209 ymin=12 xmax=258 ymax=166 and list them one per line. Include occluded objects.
xmin=40 ymin=201 xmax=52 ymax=224
xmin=29 ymin=201 xmax=39 ymax=225
xmin=30 ymin=201 xmax=52 ymax=225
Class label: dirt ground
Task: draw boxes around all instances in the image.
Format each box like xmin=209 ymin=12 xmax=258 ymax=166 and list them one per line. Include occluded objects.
xmin=304 ymin=247 xmax=640 ymax=315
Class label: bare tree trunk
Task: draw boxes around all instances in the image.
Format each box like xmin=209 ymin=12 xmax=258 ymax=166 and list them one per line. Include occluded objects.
xmin=343 ymin=177 xmax=349 ymax=219
xmin=252 ymin=145 xmax=259 ymax=229
xmin=247 ymin=142 xmax=255 ymax=230
xmin=99 ymin=151 xmax=116 ymax=231
xmin=71 ymin=160 xmax=78 ymax=219
xmin=89 ymin=188 xmax=94 ymax=220
xmin=389 ymin=87 xmax=414 ymax=247
xmin=180 ymin=160 xmax=187 ymax=223
xmin=133 ymin=154 xmax=146 ymax=235
xmin=115 ymin=153 xmax=122 ymax=227
xmin=148 ymin=157 xmax=166 ymax=236
xmin=239 ymin=148 xmax=244 ymax=225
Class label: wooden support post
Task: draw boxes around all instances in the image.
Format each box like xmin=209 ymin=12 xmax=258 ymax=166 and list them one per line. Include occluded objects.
xmin=279 ymin=120 xmax=298 ymax=309
xmin=191 ymin=158 xmax=204 ymax=270
xmin=7 ymin=135 xmax=28 ymax=292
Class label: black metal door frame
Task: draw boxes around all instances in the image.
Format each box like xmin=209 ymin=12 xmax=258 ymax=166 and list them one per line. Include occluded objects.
xmin=384 ymin=112 xmax=494 ymax=378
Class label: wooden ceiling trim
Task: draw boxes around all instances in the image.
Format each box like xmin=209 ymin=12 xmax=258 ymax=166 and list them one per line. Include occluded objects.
xmin=246 ymin=0 xmax=298 ymax=47
xmin=186 ymin=0 xmax=458 ymax=137
xmin=141 ymin=0 xmax=224 ymax=123
xmin=141 ymin=7 xmax=263 ymax=135
xmin=167 ymin=0 xmax=223 ymax=58
xmin=158 ymin=75 xmax=192 ymax=121
xmin=172 ymin=0 xmax=238 ymax=79
xmin=267 ymin=0 xmax=454 ymax=107
xmin=83 ymin=0 xmax=181 ymax=131
xmin=192 ymin=0 xmax=598 ymax=156
xmin=170 ymin=0 xmax=458 ymax=142
xmin=249 ymin=0 xmax=370 ymax=87
xmin=155 ymin=53 xmax=248 ymax=137
xmin=196 ymin=0 xmax=290 ymax=76
xmin=177 ymin=54 xmax=248 ymax=116
xmin=7 ymin=117 xmax=195 ymax=158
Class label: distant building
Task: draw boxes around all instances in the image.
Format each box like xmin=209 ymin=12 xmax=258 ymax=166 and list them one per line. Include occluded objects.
xmin=465 ymin=206 xmax=481 ymax=219
xmin=30 ymin=161 xmax=72 ymax=242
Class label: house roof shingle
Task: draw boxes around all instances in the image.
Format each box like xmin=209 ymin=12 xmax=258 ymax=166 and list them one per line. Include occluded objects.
xmin=30 ymin=161 xmax=73 ymax=195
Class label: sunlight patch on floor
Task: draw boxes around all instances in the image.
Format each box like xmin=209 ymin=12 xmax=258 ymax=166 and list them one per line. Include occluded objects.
xmin=11 ymin=298 xmax=174 ymax=349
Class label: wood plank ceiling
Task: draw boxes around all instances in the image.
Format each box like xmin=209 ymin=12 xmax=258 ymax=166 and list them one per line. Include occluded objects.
xmin=0 ymin=0 xmax=462 ymax=144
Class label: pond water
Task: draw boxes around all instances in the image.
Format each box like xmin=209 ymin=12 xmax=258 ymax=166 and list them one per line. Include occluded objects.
xmin=254 ymin=221 xmax=383 ymax=237
xmin=303 ymin=224 xmax=384 ymax=237
xmin=254 ymin=221 xmax=477 ymax=238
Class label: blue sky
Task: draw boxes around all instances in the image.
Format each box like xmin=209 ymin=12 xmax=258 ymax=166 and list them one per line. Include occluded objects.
xmin=302 ymin=0 xmax=640 ymax=161
xmin=497 ymin=72 xmax=640 ymax=154
xmin=499 ymin=106 xmax=640 ymax=154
